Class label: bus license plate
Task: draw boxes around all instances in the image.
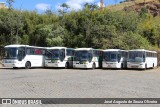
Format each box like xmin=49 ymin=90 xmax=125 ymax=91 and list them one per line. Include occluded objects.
xmin=107 ymin=65 xmax=111 ymax=67
xmin=5 ymin=60 xmax=11 ymax=63
xmin=131 ymin=66 xmax=138 ymax=68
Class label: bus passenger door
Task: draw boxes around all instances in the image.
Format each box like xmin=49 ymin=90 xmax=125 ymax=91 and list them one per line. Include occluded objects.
xmin=60 ymin=49 xmax=65 ymax=65
xmin=17 ymin=47 xmax=26 ymax=66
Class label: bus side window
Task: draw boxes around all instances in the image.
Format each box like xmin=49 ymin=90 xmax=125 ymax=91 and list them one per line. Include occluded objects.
xmin=27 ymin=48 xmax=30 ymax=55
xmin=35 ymin=49 xmax=42 ymax=55
xmin=42 ymin=50 xmax=45 ymax=55
xmin=67 ymin=49 xmax=73 ymax=56
xmin=30 ymin=48 xmax=35 ymax=55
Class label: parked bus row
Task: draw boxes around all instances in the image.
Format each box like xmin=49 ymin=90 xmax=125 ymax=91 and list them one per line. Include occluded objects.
xmin=1 ymin=45 xmax=158 ymax=70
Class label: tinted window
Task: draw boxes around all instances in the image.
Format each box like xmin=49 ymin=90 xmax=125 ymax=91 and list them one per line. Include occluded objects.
xmin=3 ymin=48 xmax=18 ymax=59
xmin=67 ymin=49 xmax=73 ymax=56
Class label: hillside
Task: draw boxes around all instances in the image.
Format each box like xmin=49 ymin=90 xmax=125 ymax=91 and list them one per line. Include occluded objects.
xmin=107 ymin=0 xmax=160 ymax=16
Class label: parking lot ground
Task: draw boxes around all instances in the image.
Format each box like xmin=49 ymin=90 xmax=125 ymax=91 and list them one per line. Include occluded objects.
xmin=0 ymin=67 xmax=160 ymax=107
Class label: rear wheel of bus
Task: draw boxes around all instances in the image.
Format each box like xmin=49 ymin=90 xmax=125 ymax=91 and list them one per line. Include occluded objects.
xmin=92 ymin=63 xmax=96 ymax=69
xmin=121 ymin=63 xmax=123 ymax=69
xmin=145 ymin=64 xmax=147 ymax=70
xmin=13 ymin=67 xmax=18 ymax=69
xmin=65 ymin=62 xmax=69 ymax=69
xmin=25 ymin=61 xmax=31 ymax=69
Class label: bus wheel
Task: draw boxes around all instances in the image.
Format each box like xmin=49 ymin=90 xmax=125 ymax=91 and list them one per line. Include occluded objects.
xmin=65 ymin=62 xmax=69 ymax=69
xmin=145 ymin=64 xmax=147 ymax=70
xmin=121 ymin=63 xmax=123 ymax=69
xmin=153 ymin=63 xmax=154 ymax=69
xmin=92 ymin=63 xmax=96 ymax=69
xmin=25 ymin=61 xmax=31 ymax=69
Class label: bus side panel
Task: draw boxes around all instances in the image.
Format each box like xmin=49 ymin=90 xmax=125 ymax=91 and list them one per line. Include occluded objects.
xmin=24 ymin=55 xmax=44 ymax=67
xmin=145 ymin=57 xmax=157 ymax=68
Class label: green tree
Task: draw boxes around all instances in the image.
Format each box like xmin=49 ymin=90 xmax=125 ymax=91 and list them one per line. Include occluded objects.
xmin=58 ymin=3 xmax=70 ymax=16
xmin=0 ymin=11 xmax=23 ymax=44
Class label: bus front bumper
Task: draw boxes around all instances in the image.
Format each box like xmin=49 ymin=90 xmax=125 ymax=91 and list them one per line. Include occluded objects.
xmin=2 ymin=63 xmax=23 ymax=68
xmin=2 ymin=60 xmax=24 ymax=68
xmin=45 ymin=63 xmax=65 ymax=68
xmin=102 ymin=62 xmax=121 ymax=68
xmin=127 ymin=62 xmax=145 ymax=69
xmin=73 ymin=63 xmax=93 ymax=68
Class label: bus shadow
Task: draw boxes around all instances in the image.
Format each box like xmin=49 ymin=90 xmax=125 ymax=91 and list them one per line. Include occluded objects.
xmin=43 ymin=67 xmax=65 ymax=70
xmin=126 ymin=68 xmax=145 ymax=71
xmin=0 ymin=67 xmax=66 ymax=70
xmin=71 ymin=68 xmax=93 ymax=70
xmin=0 ymin=67 xmax=13 ymax=70
xmin=126 ymin=68 xmax=156 ymax=71
xmin=102 ymin=68 xmax=124 ymax=71
xmin=101 ymin=68 xmax=150 ymax=71
xmin=0 ymin=67 xmax=25 ymax=70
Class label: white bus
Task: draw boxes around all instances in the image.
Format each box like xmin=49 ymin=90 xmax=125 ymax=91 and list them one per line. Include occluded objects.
xmin=127 ymin=49 xmax=158 ymax=69
xmin=44 ymin=47 xmax=74 ymax=68
xmin=73 ymin=48 xmax=102 ymax=69
xmin=2 ymin=44 xmax=45 ymax=69
xmin=102 ymin=49 xmax=128 ymax=69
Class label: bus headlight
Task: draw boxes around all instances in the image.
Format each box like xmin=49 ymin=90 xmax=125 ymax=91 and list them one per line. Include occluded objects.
xmin=13 ymin=60 xmax=17 ymax=63
xmin=57 ymin=60 xmax=60 ymax=63
xmin=84 ymin=61 xmax=88 ymax=64
xmin=84 ymin=62 xmax=87 ymax=64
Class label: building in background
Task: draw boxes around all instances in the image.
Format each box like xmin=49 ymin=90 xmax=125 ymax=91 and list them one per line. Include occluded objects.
xmin=0 ymin=2 xmax=7 ymax=9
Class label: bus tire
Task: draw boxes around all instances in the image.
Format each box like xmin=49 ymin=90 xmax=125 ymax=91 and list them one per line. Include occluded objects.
xmin=153 ymin=63 xmax=154 ymax=69
xmin=13 ymin=67 xmax=18 ymax=69
xmin=65 ymin=62 xmax=69 ymax=69
xmin=92 ymin=63 xmax=96 ymax=69
xmin=121 ymin=63 xmax=123 ymax=69
xmin=145 ymin=64 xmax=147 ymax=70
xmin=25 ymin=61 xmax=31 ymax=69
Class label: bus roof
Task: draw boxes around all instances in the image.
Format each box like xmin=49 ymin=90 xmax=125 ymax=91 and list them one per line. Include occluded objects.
xmin=4 ymin=44 xmax=45 ymax=49
xmin=46 ymin=47 xmax=67 ymax=49
xmin=5 ymin=44 xmax=29 ymax=48
xmin=129 ymin=49 xmax=157 ymax=53
xmin=74 ymin=48 xmax=93 ymax=51
xmin=103 ymin=49 xmax=127 ymax=52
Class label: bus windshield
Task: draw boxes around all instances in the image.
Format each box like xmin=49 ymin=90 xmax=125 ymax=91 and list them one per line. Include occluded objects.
xmin=128 ymin=51 xmax=145 ymax=62
xmin=103 ymin=51 xmax=120 ymax=62
xmin=46 ymin=49 xmax=60 ymax=60
xmin=75 ymin=51 xmax=91 ymax=61
xmin=3 ymin=47 xmax=18 ymax=59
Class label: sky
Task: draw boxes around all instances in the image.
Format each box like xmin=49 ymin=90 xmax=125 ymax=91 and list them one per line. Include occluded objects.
xmin=0 ymin=0 xmax=124 ymax=13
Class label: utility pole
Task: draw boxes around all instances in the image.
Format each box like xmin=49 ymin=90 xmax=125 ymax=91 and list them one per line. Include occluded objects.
xmin=100 ymin=0 xmax=104 ymax=11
